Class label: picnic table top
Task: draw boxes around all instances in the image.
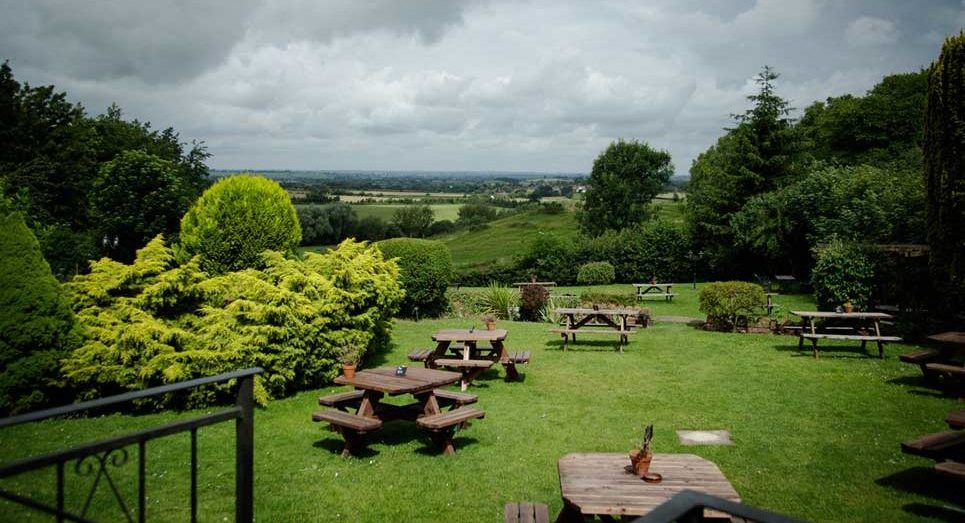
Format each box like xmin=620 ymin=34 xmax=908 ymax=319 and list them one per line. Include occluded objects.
xmin=558 ymin=453 xmax=740 ymax=517
xmin=632 ymin=282 xmax=674 ymax=287
xmin=334 ymin=367 xmax=461 ymax=395
xmin=555 ymin=307 xmax=643 ymax=315
xmin=927 ymin=331 xmax=965 ymax=347
xmin=431 ymin=328 xmax=508 ymax=342
xmin=774 ymin=274 xmax=796 ymax=281
xmin=791 ymin=310 xmax=893 ymax=320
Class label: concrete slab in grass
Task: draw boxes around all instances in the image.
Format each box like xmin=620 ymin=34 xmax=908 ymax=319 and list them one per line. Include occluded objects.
xmin=676 ymin=430 xmax=733 ymax=446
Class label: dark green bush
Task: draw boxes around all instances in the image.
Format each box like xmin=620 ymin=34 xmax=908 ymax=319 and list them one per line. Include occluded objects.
xmin=455 ymin=262 xmax=526 ymax=287
xmin=519 ymin=284 xmax=549 ymax=322
xmin=178 ymin=174 xmax=301 ymax=273
xmin=377 ymin=238 xmax=453 ymax=318
xmin=580 ymin=220 xmax=691 ymax=283
xmin=698 ymin=281 xmax=766 ymax=331
xmin=516 ymin=235 xmax=578 ymax=283
xmin=63 ymin=237 xmax=402 ymax=408
xmin=0 ymin=210 xmax=80 ymax=414
xmin=577 ymin=262 xmax=615 ymax=285
xmin=810 ymin=239 xmax=876 ymax=311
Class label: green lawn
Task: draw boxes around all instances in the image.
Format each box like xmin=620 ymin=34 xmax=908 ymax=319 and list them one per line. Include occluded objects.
xmin=0 ymin=295 xmax=959 ymax=522
xmin=439 ymin=210 xmax=579 ymax=270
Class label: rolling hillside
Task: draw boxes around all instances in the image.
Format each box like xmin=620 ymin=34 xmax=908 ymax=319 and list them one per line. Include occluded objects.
xmin=438 ymin=210 xmax=579 ymax=270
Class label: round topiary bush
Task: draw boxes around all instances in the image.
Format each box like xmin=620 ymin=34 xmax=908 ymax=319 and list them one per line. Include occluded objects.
xmin=577 ymin=261 xmax=616 ymax=285
xmin=377 ymin=238 xmax=453 ymax=318
xmin=177 ymin=174 xmax=301 ymax=273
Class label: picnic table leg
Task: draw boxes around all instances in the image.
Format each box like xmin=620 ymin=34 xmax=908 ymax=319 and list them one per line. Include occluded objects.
xmin=554 ymin=502 xmax=584 ymax=523
xmin=811 ymin=337 xmax=819 ymax=359
xmin=873 ymin=320 xmax=885 ymax=359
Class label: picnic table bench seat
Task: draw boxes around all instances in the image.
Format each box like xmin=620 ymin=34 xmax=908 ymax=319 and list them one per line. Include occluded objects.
xmin=500 ymin=350 xmax=531 ymax=381
xmin=312 ymin=410 xmax=383 ymax=457
xmin=935 ymin=460 xmax=965 ymax=481
xmin=901 ymin=430 xmax=965 ymax=461
xmin=504 ymin=502 xmax=550 ymax=523
xmin=317 ymin=390 xmax=365 ymax=411
xmin=900 ymin=349 xmax=941 ymax=370
xmin=947 ymin=410 xmax=965 ymax=429
xmin=799 ymin=333 xmax=901 ymax=358
xmin=408 ymin=348 xmax=433 ymax=362
xmin=432 ymin=358 xmax=495 ymax=368
xmin=416 ymin=407 xmax=485 ymax=455
xmin=433 ymin=389 xmax=478 ymax=407
xmin=550 ymin=328 xmax=631 ymax=352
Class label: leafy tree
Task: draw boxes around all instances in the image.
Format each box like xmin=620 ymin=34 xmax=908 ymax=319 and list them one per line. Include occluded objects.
xmin=0 ymin=204 xmax=79 ymax=414
xmin=687 ymin=66 xmax=807 ymax=275
xmin=391 ymin=204 xmax=434 ymax=237
xmin=925 ymin=32 xmax=965 ymax=318
xmin=354 ymin=215 xmax=391 ymax=241
xmin=457 ymin=203 xmax=499 ymax=227
xmin=579 ymin=139 xmax=672 ymax=236
xmin=91 ymin=150 xmax=192 ymax=261
xmin=178 ymin=174 xmax=301 ymax=273
xmin=376 ymin=238 xmax=452 ymax=318
xmin=297 ymin=203 xmax=358 ymax=245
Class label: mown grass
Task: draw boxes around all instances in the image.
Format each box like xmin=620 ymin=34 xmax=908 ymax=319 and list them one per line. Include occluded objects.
xmin=439 ymin=210 xmax=579 ymax=269
xmin=0 ymin=296 xmax=959 ymax=522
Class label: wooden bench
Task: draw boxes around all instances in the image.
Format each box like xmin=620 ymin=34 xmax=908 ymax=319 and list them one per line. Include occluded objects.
xmin=431 ymin=358 xmax=495 ymax=391
xmin=901 ymin=430 xmax=965 ymax=461
xmin=799 ymin=333 xmax=902 ymax=358
xmin=550 ymin=328 xmax=631 ymax=352
xmin=317 ymin=390 xmax=364 ymax=411
xmin=416 ymin=407 xmax=485 ymax=456
xmin=500 ymin=350 xmax=531 ymax=381
xmin=935 ymin=460 xmax=965 ymax=481
xmin=504 ymin=502 xmax=550 ymax=523
xmin=312 ymin=410 xmax=382 ymax=457
xmin=638 ymin=292 xmax=675 ymax=302
xmin=433 ymin=389 xmax=478 ymax=408
xmin=408 ymin=348 xmax=433 ymax=362
xmin=899 ymin=349 xmax=940 ymax=373
xmin=947 ymin=409 xmax=965 ymax=429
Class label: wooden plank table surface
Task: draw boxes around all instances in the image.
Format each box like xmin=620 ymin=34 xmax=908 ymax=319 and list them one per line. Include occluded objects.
xmin=927 ymin=331 xmax=965 ymax=348
xmin=334 ymin=367 xmax=461 ymax=396
xmin=552 ymin=308 xmax=643 ymax=352
xmin=557 ymin=453 xmax=740 ymax=521
xmin=632 ymin=283 xmax=675 ymax=302
xmin=791 ymin=310 xmax=900 ymax=358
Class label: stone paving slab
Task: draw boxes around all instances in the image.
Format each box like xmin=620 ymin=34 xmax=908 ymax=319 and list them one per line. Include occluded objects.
xmin=676 ymin=430 xmax=733 ymax=446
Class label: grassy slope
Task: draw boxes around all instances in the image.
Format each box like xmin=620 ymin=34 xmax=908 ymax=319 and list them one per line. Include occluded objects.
xmin=439 ymin=210 xmax=579 ymax=270
xmin=0 ymin=289 xmax=958 ymax=522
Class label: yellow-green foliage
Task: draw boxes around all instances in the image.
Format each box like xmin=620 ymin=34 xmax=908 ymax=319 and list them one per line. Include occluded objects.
xmin=63 ymin=237 xmax=401 ymax=408
xmin=177 ymin=174 xmax=302 ymax=274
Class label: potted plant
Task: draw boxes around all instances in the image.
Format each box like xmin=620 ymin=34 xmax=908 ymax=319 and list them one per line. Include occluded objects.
xmin=843 ymin=300 xmax=854 ymax=314
xmin=340 ymin=346 xmax=361 ymax=379
xmin=629 ymin=425 xmax=654 ymax=476
xmin=650 ymin=275 xmax=658 ymax=285
xmin=482 ymin=314 xmax=497 ymax=331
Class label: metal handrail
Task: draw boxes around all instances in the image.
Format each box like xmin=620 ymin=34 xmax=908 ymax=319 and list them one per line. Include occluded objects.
xmin=634 ymin=490 xmax=807 ymax=523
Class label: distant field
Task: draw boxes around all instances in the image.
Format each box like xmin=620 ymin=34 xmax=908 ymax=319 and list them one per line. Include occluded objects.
xmin=353 ymin=203 xmax=463 ymax=222
xmin=439 ymin=210 xmax=579 ymax=269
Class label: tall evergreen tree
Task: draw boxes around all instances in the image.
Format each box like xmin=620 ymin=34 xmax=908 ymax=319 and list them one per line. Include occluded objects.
xmin=925 ymin=32 xmax=965 ymax=319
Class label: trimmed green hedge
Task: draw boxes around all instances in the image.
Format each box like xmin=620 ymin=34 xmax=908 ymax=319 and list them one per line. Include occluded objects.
xmin=178 ymin=174 xmax=301 ymax=273
xmin=377 ymin=238 xmax=453 ymax=318
xmin=810 ymin=239 xmax=876 ymax=311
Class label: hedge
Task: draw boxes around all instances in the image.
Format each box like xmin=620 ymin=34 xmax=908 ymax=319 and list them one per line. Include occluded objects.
xmin=377 ymin=238 xmax=453 ymax=318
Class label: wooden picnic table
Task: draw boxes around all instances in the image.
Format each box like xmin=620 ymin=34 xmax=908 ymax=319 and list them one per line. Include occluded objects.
xmin=791 ymin=310 xmax=901 ymax=358
xmin=427 ymin=329 xmax=508 ymax=391
xmin=513 ymin=281 xmax=557 ymax=288
xmin=556 ymin=453 xmax=740 ymax=521
xmin=633 ymin=282 xmax=675 ymax=302
xmin=551 ymin=307 xmax=642 ymax=352
xmin=323 ymin=367 xmax=484 ymax=455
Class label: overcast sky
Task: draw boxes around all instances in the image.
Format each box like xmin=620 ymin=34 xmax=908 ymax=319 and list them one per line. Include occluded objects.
xmin=2 ymin=1 xmax=962 ymax=175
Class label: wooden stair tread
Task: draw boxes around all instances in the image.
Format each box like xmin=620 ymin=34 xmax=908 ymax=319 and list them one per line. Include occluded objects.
xmin=925 ymin=363 xmax=965 ymax=375
xmin=408 ymin=348 xmax=433 ymax=361
xmin=417 ymin=407 xmax=485 ymax=430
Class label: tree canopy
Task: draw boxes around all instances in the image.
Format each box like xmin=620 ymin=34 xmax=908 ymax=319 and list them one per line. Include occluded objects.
xmin=579 ymin=139 xmax=672 ymax=236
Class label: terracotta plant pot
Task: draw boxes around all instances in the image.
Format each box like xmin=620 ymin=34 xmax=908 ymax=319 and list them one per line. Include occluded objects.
xmin=843 ymin=303 xmax=854 ymax=313
xmin=628 ymin=449 xmax=653 ymax=476
xmin=342 ymin=363 xmax=357 ymax=379
xmin=486 ymin=320 xmax=496 ymax=331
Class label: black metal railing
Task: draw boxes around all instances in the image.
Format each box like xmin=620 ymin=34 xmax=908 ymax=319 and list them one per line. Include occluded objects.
xmin=0 ymin=367 xmax=263 ymax=523
xmin=635 ymin=490 xmax=806 ymax=523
